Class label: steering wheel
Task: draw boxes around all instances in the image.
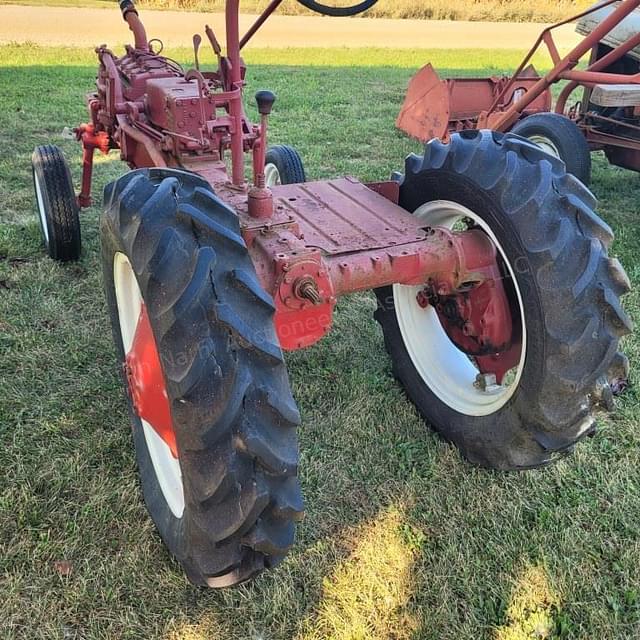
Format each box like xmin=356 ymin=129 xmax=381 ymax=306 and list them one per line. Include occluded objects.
xmin=296 ymin=0 xmax=378 ymax=17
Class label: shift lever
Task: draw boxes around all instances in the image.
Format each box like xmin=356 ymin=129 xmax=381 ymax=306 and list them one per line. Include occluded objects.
xmin=248 ymin=90 xmax=277 ymax=219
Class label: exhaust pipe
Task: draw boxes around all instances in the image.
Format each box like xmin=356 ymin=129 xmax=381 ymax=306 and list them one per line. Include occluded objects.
xmin=119 ymin=0 xmax=149 ymax=51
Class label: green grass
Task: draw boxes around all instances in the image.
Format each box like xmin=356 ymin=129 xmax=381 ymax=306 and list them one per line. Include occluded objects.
xmin=0 ymin=44 xmax=639 ymax=640
xmin=1 ymin=0 xmax=594 ymax=23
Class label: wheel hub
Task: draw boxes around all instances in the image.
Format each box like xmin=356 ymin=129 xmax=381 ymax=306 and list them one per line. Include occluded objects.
xmin=416 ymin=225 xmax=518 ymax=362
xmin=125 ymin=303 xmax=178 ymax=458
xmin=420 ymin=282 xmax=505 ymax=351
xmin=418 ymin=272 xmax=521 ymax=385
xmin=393 ymin=200 xmax=527 ymax=416
xmin=528 ymin=134 xmax=560 ymax=160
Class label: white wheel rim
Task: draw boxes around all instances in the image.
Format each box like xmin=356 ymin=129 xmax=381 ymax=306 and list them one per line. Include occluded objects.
xmin=113 ymin=252 xmax=185 ymax=518
xmin=393 ymin=201 xmax=527 ymax=417
xmin=528 ymin=134 xmax=561 ymax=160
xmin=264 ymin=163 xmax=282 ymax=187
xmin=34 ymin=171 xmax=50 ymax=245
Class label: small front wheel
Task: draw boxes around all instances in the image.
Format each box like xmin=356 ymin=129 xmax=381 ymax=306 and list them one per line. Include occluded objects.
xmin=376 ymin=131 xmax=632 ymax=470
xmin=265 ymin=145 xmax=306 ymax=186
xmin=511 ymin=113 xmax=592 ymax=186
xmin=31 ymin=145 xmax=81 ymax=262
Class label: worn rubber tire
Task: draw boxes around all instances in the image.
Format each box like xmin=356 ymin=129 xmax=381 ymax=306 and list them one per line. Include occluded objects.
xmin=511 ymin=113 xmax=592 ymax=186
xmin=295 ymin=0 xmax=377 ymax=17
xmin=31 ymin=145 xmax=81 ymax=262
xmin=265 ymin=145 xmax=306 ymax=185
xmin=375 ymin=130 xmax=632 ymax=470
xmin=101 ymin=168 xmax=303 ymax=587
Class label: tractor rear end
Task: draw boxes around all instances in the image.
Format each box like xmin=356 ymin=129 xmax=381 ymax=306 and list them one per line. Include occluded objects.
xmin=31 ymin=0 xmax=632 ymax=588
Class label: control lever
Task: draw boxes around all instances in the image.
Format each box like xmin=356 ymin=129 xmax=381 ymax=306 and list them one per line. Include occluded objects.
xmin=254 ymin=90 xmax=276 ymax=188
xmin=205 ymin=25 xmax=223 ymax=66
xmin=193 ymin=34 xmax=202 ymax=71
xmin=255 ymin=90 xmax=277 ymax=117
xmin=248 ymin=90 xmax=277 ymax=218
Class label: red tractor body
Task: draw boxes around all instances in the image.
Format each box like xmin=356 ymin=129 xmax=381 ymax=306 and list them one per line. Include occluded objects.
xmin=75 ymin=2 xmax=509 ymax=355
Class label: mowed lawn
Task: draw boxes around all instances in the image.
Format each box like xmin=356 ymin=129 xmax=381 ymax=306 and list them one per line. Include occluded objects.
xmin=0 ymin=44 xmax=639 ymax=640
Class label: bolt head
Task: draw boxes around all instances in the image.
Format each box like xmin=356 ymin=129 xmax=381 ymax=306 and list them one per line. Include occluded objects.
xmin=416 ymin=290 xmax=430 ymax=309
xmin=462 ymin=322 xmax=475 ymax=337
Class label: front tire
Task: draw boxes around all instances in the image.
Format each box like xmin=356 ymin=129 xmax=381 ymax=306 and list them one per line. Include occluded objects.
xmin=265 ymin=145 xmax=306 ymax=186
xmin=511 ymin=113 xmax=592 ymax=186
xmin=31 ymin=145 xmax=81 ymax=262
xmin=101 ymin=168 xmax=303 ymax=587
xmin=375 ymin=131 xmax=632 ymax=470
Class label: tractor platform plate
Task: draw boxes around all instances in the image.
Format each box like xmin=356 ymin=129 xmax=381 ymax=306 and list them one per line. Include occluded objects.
xmin=239 ymin=177 xmax=428 ymax=256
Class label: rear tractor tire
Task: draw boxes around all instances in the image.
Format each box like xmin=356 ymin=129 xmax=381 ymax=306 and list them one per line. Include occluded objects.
xmin=101 ymin=168 xmax=303 ymax=587
xmin=511 ymin=113 xmax=592 ymax=186
xmin=375 ymin=130 xmax=632 ymax=470
xmin=31 ymin=145 xmax=81 ymax=262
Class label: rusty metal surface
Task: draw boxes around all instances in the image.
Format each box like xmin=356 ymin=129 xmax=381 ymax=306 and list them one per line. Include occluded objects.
xmin=397 ymin=64 xmax=450 ymax=142
xmin=266 ymin=178 xmax=428 ymax=255
xmin=605 ymin=144 xmax=640 ymax=171
xmin=490 ymin=0 xmax=640 ymax=131
xmin=364 ymin=180 xmax=400 ymax=204
xmin=398 ymin=64 xmax=550 ymax=139
xmin=75 ymin=1 xmax=514 ymax=353
xmin=447 ymin=71 xmax=550 ymax=123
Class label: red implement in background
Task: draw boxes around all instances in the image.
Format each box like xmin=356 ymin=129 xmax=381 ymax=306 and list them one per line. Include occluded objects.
xmin=398 ymin=0 xmax=640 ymax=172
xmin=398 ymin=64 xmax=550 ymax=143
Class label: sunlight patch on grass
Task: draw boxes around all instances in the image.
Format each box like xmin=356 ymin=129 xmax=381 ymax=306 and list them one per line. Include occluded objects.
xmin=296 ymin=507 xmax=419 ymax=640
xmin=495 ymin=565 xmax=561 ymax=640
xmin=164 ymin=613 xmax=232 ymax=640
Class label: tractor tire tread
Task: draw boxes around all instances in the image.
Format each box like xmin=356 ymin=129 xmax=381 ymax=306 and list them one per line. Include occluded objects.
xmin=375 ymin=130 xmax=631 ymax=470
xmin=31 ymin=145 xmax=81 ymax=262
xmin=101 ymin=168 xmax=302 ymax=587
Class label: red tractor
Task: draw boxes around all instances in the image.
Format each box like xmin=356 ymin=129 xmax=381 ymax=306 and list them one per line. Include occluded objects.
xmin=32 ymin=0 xmax=632 ymax=587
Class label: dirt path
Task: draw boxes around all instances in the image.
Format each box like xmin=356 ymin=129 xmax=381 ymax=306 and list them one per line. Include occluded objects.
xmin=0 ymin=4 xmax=580 ymax=49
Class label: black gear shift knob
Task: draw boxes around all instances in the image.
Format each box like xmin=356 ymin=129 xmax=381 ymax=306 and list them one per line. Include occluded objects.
xmin=120 ymin=0 xmax=137 ymax=18
xmin=255 ymin=90 xmax=276 ymax=116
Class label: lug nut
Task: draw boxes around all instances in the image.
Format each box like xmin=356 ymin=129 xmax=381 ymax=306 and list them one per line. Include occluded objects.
xmin=474 ymin=373 xmax=502 ymax=394
xmin=416 ymin=290 xmax=430 ymax=308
